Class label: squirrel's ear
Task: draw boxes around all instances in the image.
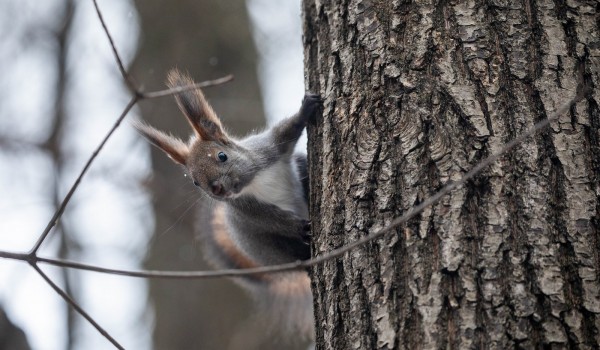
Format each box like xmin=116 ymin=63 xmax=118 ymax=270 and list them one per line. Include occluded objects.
xmin=132 ymin=121 xmax=189 ymax=165
xmin=167 ymin=69 xmax=230 ymax=145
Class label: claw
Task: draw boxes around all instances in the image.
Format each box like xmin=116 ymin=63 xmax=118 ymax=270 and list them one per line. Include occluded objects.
xmin=303 ymin=220 xmax=312 ymax=231
xmin=301 ymin=220 xmax=312 ymax=244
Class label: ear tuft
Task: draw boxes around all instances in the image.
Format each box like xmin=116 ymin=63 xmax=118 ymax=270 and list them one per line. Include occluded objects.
xmin=132 ymin=120 xmax=189 ymax=165
xmin=166 ymin=69 xmax=229 ymax=144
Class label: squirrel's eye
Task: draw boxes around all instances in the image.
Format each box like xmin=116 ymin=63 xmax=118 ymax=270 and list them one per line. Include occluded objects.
xmin=193 ymin=181 xmax=200 ymax=187
xmin=217 ymin=152 xmax=228 ymax=162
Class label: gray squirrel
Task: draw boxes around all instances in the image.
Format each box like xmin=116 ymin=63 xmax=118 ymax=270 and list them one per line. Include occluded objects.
xmin=134 ymin=70 xmax=320 ymax=341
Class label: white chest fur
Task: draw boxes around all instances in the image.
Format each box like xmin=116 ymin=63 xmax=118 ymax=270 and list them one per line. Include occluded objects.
xmin=239 ymin=159 xmax=308 ymax=217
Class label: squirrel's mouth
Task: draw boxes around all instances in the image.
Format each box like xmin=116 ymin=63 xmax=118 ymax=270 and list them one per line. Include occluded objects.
xmin=206 ymin=180 xmax=244 ymax=200
xmin=209 ymin=190 xmax=233 ymax=199
xmin=208 ymin=187 xmax=236 ymax=200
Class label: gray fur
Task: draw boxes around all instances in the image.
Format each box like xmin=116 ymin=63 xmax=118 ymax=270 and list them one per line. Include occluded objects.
xmin=222 ymin=95 xmax=319 ymax=264
xmin=135 ymin=70 xmax=320 ymax=341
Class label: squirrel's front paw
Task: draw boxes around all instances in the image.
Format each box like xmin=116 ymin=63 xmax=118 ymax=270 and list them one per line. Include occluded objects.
xmin=300 ymin=93 xmax=322 ymax=120
xmin=300 ymin=220 xmax=312 ymax=244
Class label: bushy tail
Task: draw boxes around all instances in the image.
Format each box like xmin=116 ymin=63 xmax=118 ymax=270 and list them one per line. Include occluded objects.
xmin=255 ymin=272 xmax=314 ymax=340
xmin=198 ymin=202 xmax=315 ymax=343
xmin=225 ymin=272 xmax=314 ymax=349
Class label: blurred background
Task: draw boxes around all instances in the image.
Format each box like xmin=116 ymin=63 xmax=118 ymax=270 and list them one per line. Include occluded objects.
xmin=0 ymin=0 xmax=305 ymax=349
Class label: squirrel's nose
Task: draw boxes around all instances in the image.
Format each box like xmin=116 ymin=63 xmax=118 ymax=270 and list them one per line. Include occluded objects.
xmin=211 ymin=181 xmax=224 ymax=196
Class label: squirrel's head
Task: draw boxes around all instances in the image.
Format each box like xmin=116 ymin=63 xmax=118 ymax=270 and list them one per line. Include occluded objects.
xmin=134 ymin=70 xmax=256 ymax=200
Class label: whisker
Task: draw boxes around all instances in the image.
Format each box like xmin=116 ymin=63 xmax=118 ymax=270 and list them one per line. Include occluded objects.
xmin=156 ymin=196 xmax=203 ymax=239
xmin=171 ymin=188 xmax=201 ymax=211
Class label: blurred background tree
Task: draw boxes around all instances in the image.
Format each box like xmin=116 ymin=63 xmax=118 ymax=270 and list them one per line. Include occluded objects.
xmin=133 ymin=0 xmax=274 ymax=349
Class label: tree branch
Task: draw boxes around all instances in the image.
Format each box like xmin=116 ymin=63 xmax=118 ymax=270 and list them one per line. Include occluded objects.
xmin=30 ymin=96 xmax=138 ymax=255
xmin=92 ymin=0 xmax=138 ymax=93
xmin=3 ymin=84 xmax=582 ymax=281
xmin=31 ymin=264 xmax=125 ymax=350
xmin=141 ymin=75 xmax=234 ymax=99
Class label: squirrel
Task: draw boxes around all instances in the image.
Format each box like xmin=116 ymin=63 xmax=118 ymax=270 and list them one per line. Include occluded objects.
xmin=133 ymin=69 xmax=320 ymax=342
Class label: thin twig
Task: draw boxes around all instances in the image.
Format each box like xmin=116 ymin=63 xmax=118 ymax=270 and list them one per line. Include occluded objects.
xmin=35 ymin=256 xmax=292 ymax=278
xmin=92 ymin=0 xmax=138 ymax=93
xmin=9 ymin=88 xmax=581 ymax=280
xmin=30 ymin=96 xmax=138 ymax=255
xmin=31 ymin=264 xmax=125 ymax=350
xmin=0 ymin=251 xmax=29 ymax=261
xmin=142 ymin=75 xmax=234 ymax=99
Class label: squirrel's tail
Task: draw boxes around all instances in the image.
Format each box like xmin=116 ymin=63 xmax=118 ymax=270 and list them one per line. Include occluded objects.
xmin=198 ymin=202 xmax=315 ymax=342
xmin=256 ymin=271 xmax=314 ymax=340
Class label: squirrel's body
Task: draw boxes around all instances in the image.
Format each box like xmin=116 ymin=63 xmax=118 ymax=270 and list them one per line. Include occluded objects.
xmin=134 ymin=70 xmax=319 ymax=340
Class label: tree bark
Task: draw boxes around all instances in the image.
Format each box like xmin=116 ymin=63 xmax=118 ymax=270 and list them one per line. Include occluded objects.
xmin=304 ymin=1 xmax=600 ymax=349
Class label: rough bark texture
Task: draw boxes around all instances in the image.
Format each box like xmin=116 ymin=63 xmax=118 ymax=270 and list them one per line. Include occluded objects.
xmin=303 ymin=0 xmax=600 ymax=349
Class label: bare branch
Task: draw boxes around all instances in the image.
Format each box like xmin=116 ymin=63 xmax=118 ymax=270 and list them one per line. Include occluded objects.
xmin=141 ymin=74 xmax=234 ymax=99
xmin=92 ymin=0 xmax=138 ymax=93
xmin=30 ymin=97 xmax=138 ymax=255
xmin=36 ymin=256 xmax=297 ymax=279
xmin=31 ymin=264 xmax=125 ymax=350
xmin=0 ymin=251 xmax=29 ymax=261
xmin=10 ymin=86 xmax=582 ymax=281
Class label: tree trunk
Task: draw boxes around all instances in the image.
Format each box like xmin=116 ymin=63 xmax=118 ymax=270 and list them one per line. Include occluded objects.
xmin=303 ymin=1 xmax=600 ymax=349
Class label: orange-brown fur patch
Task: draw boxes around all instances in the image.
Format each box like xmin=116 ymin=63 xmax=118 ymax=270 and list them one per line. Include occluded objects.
xmin=211 ymin=204 xmax=270 ymax=282
xmin=211 ymin=204 xmax=313 ymax=338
